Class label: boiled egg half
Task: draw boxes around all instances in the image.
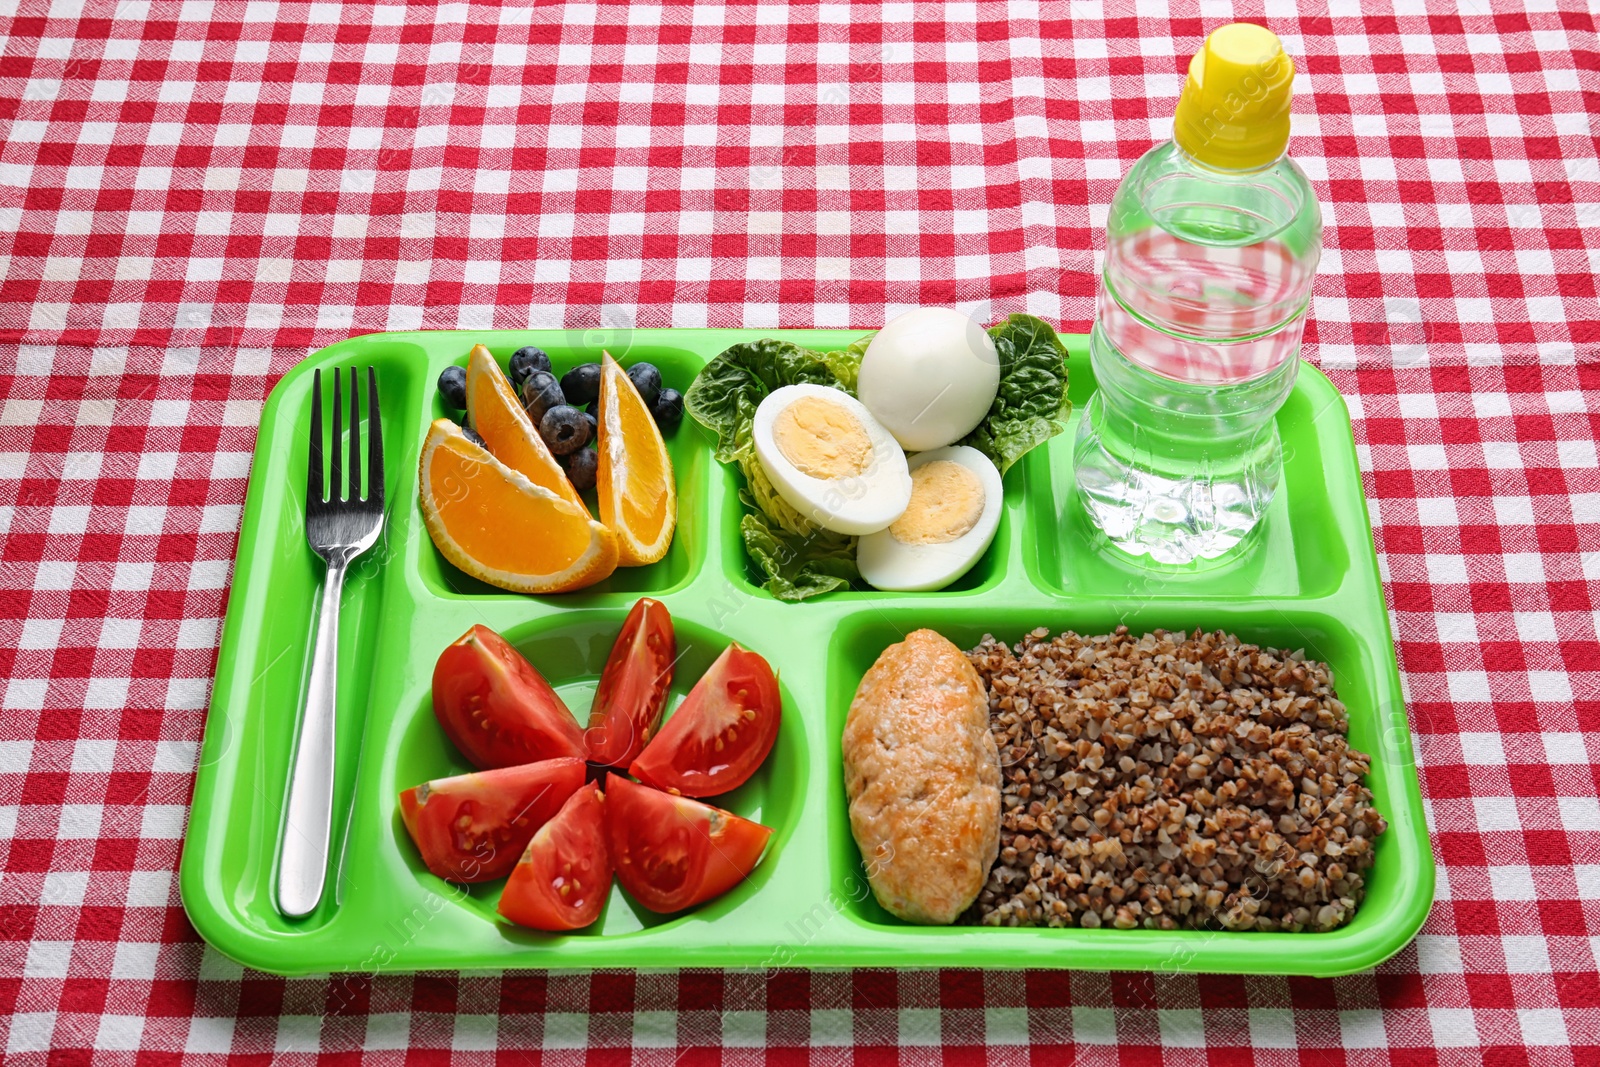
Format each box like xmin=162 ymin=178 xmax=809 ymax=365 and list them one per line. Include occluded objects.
xmin=752 ymin=384 xmax=912 ymax=536
xmin=857 ymin=445 xmax=1002 ymax=591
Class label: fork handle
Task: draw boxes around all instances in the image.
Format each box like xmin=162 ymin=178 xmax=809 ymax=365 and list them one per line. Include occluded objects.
xmin=277 ymin=557 xmax=348 ymax=918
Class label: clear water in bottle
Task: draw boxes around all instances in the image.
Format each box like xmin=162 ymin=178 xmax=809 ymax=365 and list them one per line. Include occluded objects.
xmin=1074 ymin=25 xmax=1322 ymax=566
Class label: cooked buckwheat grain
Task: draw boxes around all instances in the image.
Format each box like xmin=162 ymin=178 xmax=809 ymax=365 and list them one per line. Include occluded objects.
xmin=963 ymin=626 xmax=1386 ymax=932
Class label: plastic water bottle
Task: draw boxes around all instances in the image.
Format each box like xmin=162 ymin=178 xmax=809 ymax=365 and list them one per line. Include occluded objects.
xmin=1074 ymin=24 xmax=1321 ymax=565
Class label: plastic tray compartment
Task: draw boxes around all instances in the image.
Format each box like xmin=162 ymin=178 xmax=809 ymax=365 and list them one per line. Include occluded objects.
xmin=180 ymin=329 xmax=1432 ymax=976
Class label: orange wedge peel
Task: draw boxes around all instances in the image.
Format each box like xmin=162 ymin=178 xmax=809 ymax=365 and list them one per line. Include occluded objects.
xmin=418 ymin=418 xmax=618 ymax=594
xmin=596 ymin=352 xmax=677 ymax=566
xmin=463 ymin=344 xmax=588 ymax=514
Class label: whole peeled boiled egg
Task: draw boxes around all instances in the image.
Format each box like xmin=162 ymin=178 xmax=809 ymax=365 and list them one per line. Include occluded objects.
xmin=857 ymin=445 xmax=1002 ymax=591
xmin=752 ymin=384 xmax=912 ymax=536
xmin=857 ymin=308 xmax=1000 ymax=452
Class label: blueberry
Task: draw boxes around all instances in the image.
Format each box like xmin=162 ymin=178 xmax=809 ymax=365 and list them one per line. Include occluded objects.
xmin=581 ymin=410 xmax=598 ymax=441
xmin=508 ymin=346 xmax=552 ymax=386
xmin=626 ymin=362 xmax=662 ymax=407
xmin=462 ymin=423 xmax=486 ymax=448
xmin=561 ymin=363 xmax=602 ymax=407
xmin=520 ymin=370 xmax=566 ymax=424
xmin=437 ymin=365 xmax=467 ymax=409
xmin=564 ymin=447 xmax=599 ymax=492
xmin=652 ymin=387 xmax=683 ymax=432
xmin=540 ymin=404 xmax=591 ymax=456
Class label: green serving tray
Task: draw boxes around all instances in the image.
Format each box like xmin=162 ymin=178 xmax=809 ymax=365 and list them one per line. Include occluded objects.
xmin=179 ymin=329 xmax=1433 ymax=977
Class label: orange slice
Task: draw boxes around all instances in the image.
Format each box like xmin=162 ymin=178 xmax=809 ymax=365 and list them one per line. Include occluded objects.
xmin=596 ymin=352 xmax=676 ymax=566
xmin=463 ymin=344 xmax=587 ymax=513
xmin=418 ymin=419 xmax=618 ymax=594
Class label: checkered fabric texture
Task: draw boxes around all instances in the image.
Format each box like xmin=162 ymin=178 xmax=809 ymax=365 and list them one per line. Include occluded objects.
xmin=1 ymin=0 xmax=1597 ymax=1061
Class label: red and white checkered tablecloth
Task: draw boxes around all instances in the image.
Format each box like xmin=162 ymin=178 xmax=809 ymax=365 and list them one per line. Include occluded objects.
xmin=1 ymin=0 xmax=1598 ymax=1061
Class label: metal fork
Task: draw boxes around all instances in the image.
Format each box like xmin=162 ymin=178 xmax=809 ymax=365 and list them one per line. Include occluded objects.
xmin=277 ymin=366 xmax=385 ymax=919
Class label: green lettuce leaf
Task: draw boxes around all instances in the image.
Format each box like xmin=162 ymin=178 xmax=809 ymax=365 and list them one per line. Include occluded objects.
xmin=740 ymin=511 xmax=860 ymax=602
xmin=686 ymin=334 xmax=875 ymax=599
xmin=683 ymin=338 xmax=845 ymax=464
xmin=738 ymin=452 xmax=817 ymax=538
xmin=960 ymin=314 xmax=1072 ymax=475
xmin=819 ymin=334 xmax=873 ymax=393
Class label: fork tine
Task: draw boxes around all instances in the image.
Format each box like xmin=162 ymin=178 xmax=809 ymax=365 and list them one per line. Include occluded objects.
xmin=307 ymin=369 xmax=324 ymax=505
xmin=366 ymin=367 xmax=383 ymax=503
xmin=330 ymin=367 xmax=344 ymax=501
xmin=348 ymin=367 xmax=361 ymax=501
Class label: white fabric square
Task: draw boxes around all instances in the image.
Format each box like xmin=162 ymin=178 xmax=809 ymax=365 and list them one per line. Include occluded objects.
xmin=1340 ymin=1010 xmax=1389 ymax=1049
xmin=1072 ymin=1007 xmax=1117 ymax=1044
xmin=1528 ymin=671 xmax=1573 ymax=702
xmin=0 ymin=740 xmax=33 ymax=773
xmin=97 ymin=617 xmax=143 ymax=650
xmin=1512 ymin=612 xmax=1558 ymax=642
xmin=1424 ymin=554 xmax=1469 ymax=584
xmin=141 ymin=804 xmax=189 ymax=839
xmin=720 ymin=1010 xmax=767 ymax=1048
xmin=84 ymin=676 xmax=130 ymax=710
xmin=898 ymin=1008 xmax=942 ymax=1046
xmin=541 ymin=1012 xmax=590 ymax=1049
xmin=1492 ymin=495 xmax=1536 ymax=526
xmin=984 ymin=1007 xmax=1029 ymax=1045
xmin=1247 ymin=1008 xmax=1297 ymax=1048
xmin=127 ymin=870 xmax=174 ymax=907
xmin=1517 ymin=1009 xmax=1569 ymax=1047
xmin=1472 ymin=796 xmax=1520 ymax=831
xmin=1489 ymin=866 xmax=1537 ymax=901
xmin=1415 ymin=496 xmax=1459 ymax=526
xmin=1558 ymin=797 xmax=1600 ymax=832
xmin=42 ymin=870 xmax=89 ymax=907
xmin=1415 ymin=935 xmax=1464 ymax=974
xmin=111 ymin=941 xmax=162 ymax=980
xmin=184 ymin=1017 xmax=233 ymax=1055
xmin=24 ymin=941 xmax=74 ymax=979
xmin=7 ymin=1013 xmax=56 ymax=1054
xmin=274 ymin=1015 xmax=322 ymax=1053
xmin=452 ymin=1015 xmax=498 ymax=1051
xmin=1447 ymin=672 xmax=1490 ymax=704
xmin=363 ymin=1013 xmax=411 ymax=1050
xmin=19 ymin=618 xmax=64 ymax=650
xmin=48 ymin=505 xmax=91 ymax=534
xmin=1430 ymin=1008 xmax=1479 ymax=1047
xmin=1503 ymin=553 xmax=1547 ymax=583
xmin=809 ymin=1009 xmax=853 ymax=1047
xmin=57 ymin=805 xmax=103 ymax=839
xmin=1159 ymin=1009 xmax=1206 ymax=1047
xmin=1543 ymin=733 xmax=1589 ymax=763
xmin=1501 ymin=935 xmax=1552 ymax=973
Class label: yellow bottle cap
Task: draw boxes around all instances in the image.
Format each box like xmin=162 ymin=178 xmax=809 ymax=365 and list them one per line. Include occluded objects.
xmin=1173 ymin=23 xmax=1295 ymax=171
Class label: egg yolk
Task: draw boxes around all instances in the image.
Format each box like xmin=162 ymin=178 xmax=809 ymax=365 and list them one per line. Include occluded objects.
xmin=889 ymin=461 xmax=984 ymax=545
xmin=772 ymin=395 xmax=873 ymax=479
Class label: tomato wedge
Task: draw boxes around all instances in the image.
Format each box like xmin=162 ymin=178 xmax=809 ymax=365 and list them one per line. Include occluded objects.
xmin=584 ymin=598 xmax=676 ymax=767
xmin=628 ymin=643 xmax=780 ymax=797
xmin=398 ymin=757 xmax=585 ymax=883
xmin=433 ymin=624 xmax=587 ymax=769
xmin=604 ymin=774 xmax=772 ymax=913
xmin=498 ymin=782 xmax=612 ymax=931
